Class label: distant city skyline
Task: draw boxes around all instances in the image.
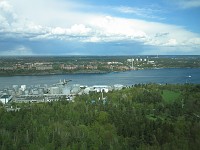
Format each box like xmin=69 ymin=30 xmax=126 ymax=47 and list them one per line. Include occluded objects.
xmin=0 ymin=0 xmax=200 ymax=55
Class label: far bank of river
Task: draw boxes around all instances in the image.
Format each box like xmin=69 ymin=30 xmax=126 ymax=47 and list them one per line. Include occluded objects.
xmin=0 ymin=68 xmax=199 ymax=90
xmin=0 ymin=70 xmax=110 ymax=77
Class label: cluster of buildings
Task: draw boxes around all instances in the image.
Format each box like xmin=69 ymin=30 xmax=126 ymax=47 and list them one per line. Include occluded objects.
xmin=60 ymin=64 xmax=98 ymax=70
xmin=127 ymin=58 xmax=156 ymax=70
xmin=0 ymin=62 xmax=53 ymax=71
xmin=1 ymin=58 xmax=156 ymax=73
xmin=0 ymin=80 xmax=124 ymax=105
xmin=127 ymin=58 xmax=155 ymax=64
xmin=127 ymin=58 xmax=147 ymax=62
xmin=60 ymin=63 xmax=131 ymax=71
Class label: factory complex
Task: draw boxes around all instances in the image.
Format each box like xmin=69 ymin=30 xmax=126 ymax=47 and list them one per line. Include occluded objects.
xmin=0 ymin=80 xmax=124 ymax=105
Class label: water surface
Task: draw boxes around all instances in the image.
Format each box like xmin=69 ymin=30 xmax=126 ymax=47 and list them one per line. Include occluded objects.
xmin=0 ymin=68 xmax=199 ymax=89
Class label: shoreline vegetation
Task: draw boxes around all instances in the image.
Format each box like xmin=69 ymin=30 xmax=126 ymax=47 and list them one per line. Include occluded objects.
xmin=0 ymin=67 xmax=198 ymax=77
xmin=0 ymin=70 xmax=110 ymax=77
xmin=0 ymin=67 xmax=196 ymax=77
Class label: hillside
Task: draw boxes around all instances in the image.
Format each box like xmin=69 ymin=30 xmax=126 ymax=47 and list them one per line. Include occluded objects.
xmin=0 ymin=84 xmax=200 ymax=149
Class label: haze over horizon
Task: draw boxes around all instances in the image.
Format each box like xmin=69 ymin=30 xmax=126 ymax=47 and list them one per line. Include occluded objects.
xmin=0 ymin=0 xmax=200 ymax=56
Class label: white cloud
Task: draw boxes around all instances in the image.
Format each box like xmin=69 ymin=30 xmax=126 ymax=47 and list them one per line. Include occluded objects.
xmin=85 ymin=36 xmax=101 ymax=43
xmin=0 ymin=45 xmax=34 ymax=56
xmin=0 ymin=1 xmax=11 ymax=12
xmin=89 ymin=16 xmax=148 ymax=42
xmin=0 ymin=0 xmax=200 ymax=54
xmin=68 ymin=24 xmax=91 ymax=35
xmin=116 ymin=6 xmax=137 ymax=14
xmin=52 ymin=24 xmax=92 ymax=36
xmin=163 ymin=0 xmax=200 ymax=9
xmin=8 ymin=0 xmax=97 ymax=27
xmin=88 ymin=16 xmax=200 ymax=49
xmin=163 ymin=39 xmax=178 ymax=46
xmin=114 ymin=6 xmax=165 ymax=20
xmin=0 ymin=0 xmax=17 ymax=28
xmin=175 ymin=0 xmax=200 ymax=9
xmin=188 ymin=38 xmax=200 ymax=48
xmin=51 ymin=27 xmax=66 ymax=35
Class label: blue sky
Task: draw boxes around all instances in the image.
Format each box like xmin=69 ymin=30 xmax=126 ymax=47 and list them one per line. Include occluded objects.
xmin=0 ymin=0 xmax=200 ymax=55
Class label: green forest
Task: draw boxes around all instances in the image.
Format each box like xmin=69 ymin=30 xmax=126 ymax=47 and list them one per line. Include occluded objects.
xmin=0 ymin=84 xmax=200 ymax=150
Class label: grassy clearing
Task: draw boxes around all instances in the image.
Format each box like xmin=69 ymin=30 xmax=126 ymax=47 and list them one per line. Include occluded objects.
xmin=162 ymin=90 xmax=181 ymax=103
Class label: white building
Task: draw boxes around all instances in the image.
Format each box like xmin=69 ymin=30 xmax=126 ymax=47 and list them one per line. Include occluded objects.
xmin=113 ymin=84 xmax=124 ymax=90
xmin=71 ymin=84 xmax=81 ymax=94
xmin=92 ymin=85 xmax=111 ymax=93
xmin=148 ymin=60 xmax=155 ymax=64
xmin=62 ymin=87 xmax=71 ymax=95
xmin=83 ymin=87 xmax=94 ymax=94
xmin=12 ymin=85 xmax=19 ymax=91
xmin=0 ymin=95 xmax=12 ymax=104
xmin=32 ymin=89 xmax=39 ymax=95
xmin=20 ymin=85 xmax=26 ymax=91
xmin=50 ymin=87 xmax=60 ymax=94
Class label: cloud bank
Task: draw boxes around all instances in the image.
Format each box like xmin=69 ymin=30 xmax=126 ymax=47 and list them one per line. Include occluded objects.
xmin=0 ymin=0 xmax=200 ymax=55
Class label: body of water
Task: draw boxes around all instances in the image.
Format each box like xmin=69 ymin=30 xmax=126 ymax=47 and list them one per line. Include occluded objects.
xmin=0 ymin=68 xmax=199 ymax=89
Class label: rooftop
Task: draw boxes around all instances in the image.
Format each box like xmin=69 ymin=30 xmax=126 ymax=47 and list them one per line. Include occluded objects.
xmin=1 ymin=95 xmax=11 ymax=99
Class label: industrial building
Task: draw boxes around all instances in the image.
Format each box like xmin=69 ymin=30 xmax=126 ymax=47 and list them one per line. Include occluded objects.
xmin=0 ymin=79 xmax=124 ymax=104
xmin=0 ymin=95 xmax=13 ymax=104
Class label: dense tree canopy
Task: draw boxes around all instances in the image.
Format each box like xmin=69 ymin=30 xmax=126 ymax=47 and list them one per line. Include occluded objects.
xmin=0 ymin=84 xmax=200 ymax=149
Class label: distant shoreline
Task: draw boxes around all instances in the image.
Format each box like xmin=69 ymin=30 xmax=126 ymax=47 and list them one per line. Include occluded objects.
xmin=0 ymin=70 xmax=110 ymax=77
xmin=0 ymin=67 xmax=198 ymax=77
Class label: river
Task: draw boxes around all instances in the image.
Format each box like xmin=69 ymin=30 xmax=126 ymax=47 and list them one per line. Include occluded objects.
xmin=0 ymin=68 xmax=199 ymax=89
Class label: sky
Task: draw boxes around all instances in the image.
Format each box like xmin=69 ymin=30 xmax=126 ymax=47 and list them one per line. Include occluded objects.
xmin=0 ymin=0 xmax=200 ymax=55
